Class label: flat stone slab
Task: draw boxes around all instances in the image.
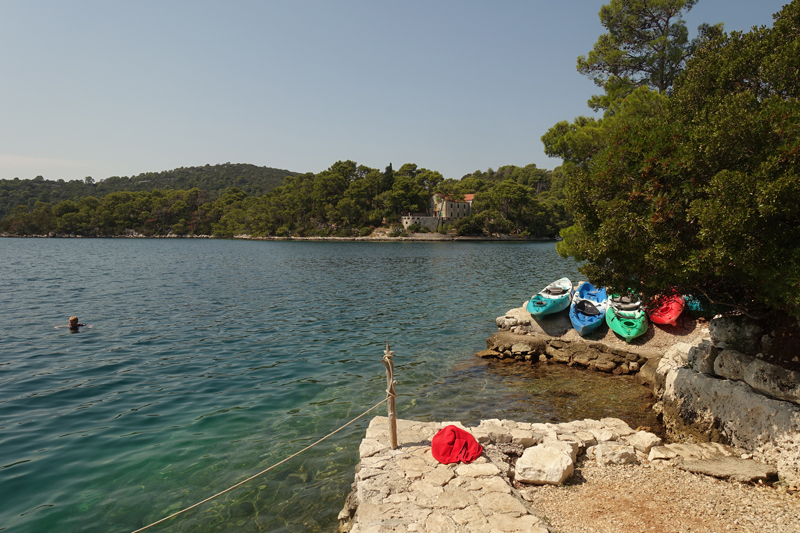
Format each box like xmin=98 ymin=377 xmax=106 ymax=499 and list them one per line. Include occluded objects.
xmin=677 ymin=457 xmax=779 ymax=483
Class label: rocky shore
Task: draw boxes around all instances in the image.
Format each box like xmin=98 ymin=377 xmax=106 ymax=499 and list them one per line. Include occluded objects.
xmin=489 ymin=303 xmax=800 ymax=486
xmin=340 ymin=302 xmax=800 ymax=532
xmin=339 ymin=416 xmax=796 ymax=533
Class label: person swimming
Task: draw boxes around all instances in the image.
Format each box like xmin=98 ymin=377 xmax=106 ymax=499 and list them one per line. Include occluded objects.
xmin=55 ymin=316 xmax=90 ymax=330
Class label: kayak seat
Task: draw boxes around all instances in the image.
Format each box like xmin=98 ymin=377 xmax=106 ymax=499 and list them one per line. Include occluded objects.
xmin=612 ymin=295 xmax=641 ymax=311
xmin=575 ymin=300 xmax=601 ymax=316
xmin=545 ymin=287 xmax=567 ymax=296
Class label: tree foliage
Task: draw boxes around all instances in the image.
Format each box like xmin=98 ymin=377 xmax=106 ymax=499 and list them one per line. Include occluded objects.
xmin=577 ymin=0 xmax=722 ymax=95
xmin=564 ymin=0 xmax=800 ymax=316
xmin=0 ymin=163 xmax=297 ymax=220
xmin=1 ymin=161 xmax=571 ymax=240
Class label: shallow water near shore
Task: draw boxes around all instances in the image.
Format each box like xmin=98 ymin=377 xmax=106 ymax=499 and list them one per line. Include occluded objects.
xmin=0 ymin=239 xmax=657 ymax=532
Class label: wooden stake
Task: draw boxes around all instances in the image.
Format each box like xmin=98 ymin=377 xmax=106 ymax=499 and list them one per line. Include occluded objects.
xmin=382 ymin=341 xmax=398 ymax=450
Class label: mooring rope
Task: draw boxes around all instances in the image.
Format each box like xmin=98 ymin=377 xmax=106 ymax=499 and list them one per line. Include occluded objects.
xmin=131 ymin=397 xmax=389 ymax=533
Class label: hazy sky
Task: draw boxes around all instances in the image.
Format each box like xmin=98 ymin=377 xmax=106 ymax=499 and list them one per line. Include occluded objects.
xmin=0 ymin=1 xmax=788 ymax=182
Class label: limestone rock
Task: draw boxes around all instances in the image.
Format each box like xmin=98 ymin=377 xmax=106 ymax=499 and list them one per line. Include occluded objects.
xmin=594 ymin=444 xmax=638 ymax=465
xmin=546 ymin=345 xmax=572 ymax=363
xmin=590 ymin=356 xmax=617 ymax=373
xmin=648 ymin=446 xmax=678 ymax=461
xmin=687 ymin=339 xmax=718 ymax=374
xmin=625 ymin=431 xmax=663 ymax=454
xmin=511 ymin=342 xmax=530 ymax=354
xmin=662 ymin=367 xmax=800 ymax=485
xmin=515 ymin=445 xmax=574 ymax=485
xmin=543 ymin=439 xmax=578 ymax=462
xmin=743 ymin=357 xmax=800 ymax=404
xmin=709 ymin=315 xmax=764 ymax=354
xmin=475 ymin=349 xmax=501 ymax=359
xmin=635 ymin=355 xmax=662 ymax=389
xmin=677 ymin=457 xmax=778 ymax=483
xmin=511 ymin=429 xmax=540 ymax=448
xmin=713 ymin=349 xmax=753 ymax=380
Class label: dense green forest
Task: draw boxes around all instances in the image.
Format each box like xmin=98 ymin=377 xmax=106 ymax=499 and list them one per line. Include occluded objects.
xmin=547 ymin=0 xmax=800 ymax=316
xmin=0 ymin=163 xmax=297 ymax=219
xmin=0 ymin=161 xmax=570 ymax=239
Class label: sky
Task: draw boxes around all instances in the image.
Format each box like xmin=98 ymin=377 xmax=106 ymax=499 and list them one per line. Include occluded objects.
xmin=0 ymin=0 xmax=790 ymax=182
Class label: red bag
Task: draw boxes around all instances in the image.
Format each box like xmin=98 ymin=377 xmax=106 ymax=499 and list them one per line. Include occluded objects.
xmin=431 ymin=425 xmax=483 ymax=464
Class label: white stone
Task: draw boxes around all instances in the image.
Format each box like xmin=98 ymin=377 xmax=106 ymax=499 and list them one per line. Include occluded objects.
xmin=575 ymin=431 xmax=597 ymax=447
xmin=359 ymin=438 xmax=387 ymax=458
xmin=648 ymin=446 xmax=678 ymax=461
xmin=510 ymin=429 xmax=539 ymax=448
xmin=435 ymin=488 xmax=476 ymax=510
xmin=600 ymin=418 xmax=636 ymax=437
xmin=426 ymin=512 xmax=459 ymax=533
xmin=594 ymin=444 xmax=638 ymax=465
xmin=589 ymin=428 xmax=617 ymax=443
xmin=625 ymin=431 xmax=663 ymax=454
xmin=515 ymin=445 xmax=574 ymax=485
xmin=543 ymin=439 xmax=578 ymax=462
xmin=477 ymin=492 xmax=528 ymax=517
xmin=455 ymin=463 xmax=501 ymax=478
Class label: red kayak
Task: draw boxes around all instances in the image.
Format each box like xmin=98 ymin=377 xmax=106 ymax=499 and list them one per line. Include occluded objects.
xmin=648 ymin=295 xmax=685 ymax=326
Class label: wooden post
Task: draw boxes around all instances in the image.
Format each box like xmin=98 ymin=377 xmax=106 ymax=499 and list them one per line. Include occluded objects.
xmin=382 ymin=341 xmax=398 ymax=450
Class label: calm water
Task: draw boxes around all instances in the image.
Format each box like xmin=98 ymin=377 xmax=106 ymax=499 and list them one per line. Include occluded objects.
xmin=0 ymin=239 xmax=656 ymax=532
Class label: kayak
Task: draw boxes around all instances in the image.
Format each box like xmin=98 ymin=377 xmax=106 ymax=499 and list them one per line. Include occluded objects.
xmin=648 ymin=295 xmax=685 ymax=326
xmin=527 ymin=277 xmax=573 ymax=316
xmin=569 ymin=281 xmax=608 ymax=336
xmin=684 ymin=294 xmax=717 ymax=319
xmin=606 ymin=293 xmax=648 ymax=342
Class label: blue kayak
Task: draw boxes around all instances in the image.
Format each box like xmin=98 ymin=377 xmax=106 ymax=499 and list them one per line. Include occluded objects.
xmin=527 ymin=277 xmax=573 ymax=316
xmin=569 ymin=282 xmax=608 ymax=336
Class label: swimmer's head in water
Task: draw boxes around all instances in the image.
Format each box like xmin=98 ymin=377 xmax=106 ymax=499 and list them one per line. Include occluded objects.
xmin=69 ymin=316 xmax=79 ymax=328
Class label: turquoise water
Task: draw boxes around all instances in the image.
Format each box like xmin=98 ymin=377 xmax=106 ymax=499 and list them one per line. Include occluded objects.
xmin=0 ymin=239 xmax=653 ymax=532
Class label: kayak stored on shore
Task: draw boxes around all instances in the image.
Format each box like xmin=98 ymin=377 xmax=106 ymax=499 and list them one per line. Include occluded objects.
xmin=570 ymin=282 xmax=608 ymax=336
xmin=648 ymin=294 xmax=686 ymax=326
xmin=527 ymin=277 xmax=573 ymax=316
xmin=606 ymin=293 xmax=648 ymax=342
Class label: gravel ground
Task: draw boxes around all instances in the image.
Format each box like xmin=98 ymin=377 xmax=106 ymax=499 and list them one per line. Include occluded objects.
xmin=519 ymin=458 xmax=800 ymax=533
xmin=559 ymin=315 xmax=710 ymax=352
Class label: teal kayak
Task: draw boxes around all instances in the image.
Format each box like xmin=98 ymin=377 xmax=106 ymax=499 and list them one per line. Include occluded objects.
xmin=527 ymin=277 xmax=573 ymax=316
xmin=606 ymin=293 xmax=648 ymax=342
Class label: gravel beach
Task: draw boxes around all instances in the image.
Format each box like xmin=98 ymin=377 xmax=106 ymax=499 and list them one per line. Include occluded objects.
xmin=521 ymin=457 xmax=800 ymax=533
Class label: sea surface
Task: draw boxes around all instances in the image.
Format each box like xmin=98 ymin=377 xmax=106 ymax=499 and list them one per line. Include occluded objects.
xmin=0 ymin=239 xmax=657 ymax=532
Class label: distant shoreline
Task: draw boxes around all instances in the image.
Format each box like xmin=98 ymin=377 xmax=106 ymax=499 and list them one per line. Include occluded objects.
xmin=1 ymin=232 xmax=554 ymax=242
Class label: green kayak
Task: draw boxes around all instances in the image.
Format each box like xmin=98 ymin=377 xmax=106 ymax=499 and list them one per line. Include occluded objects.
xmin=606 ymin=294 xmax=648 ymax=342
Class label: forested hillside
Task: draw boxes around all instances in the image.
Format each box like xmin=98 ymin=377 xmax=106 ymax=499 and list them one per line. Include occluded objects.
xmin=0 ymin=163 xmax=298 ymax=219
xmin=0 ymin=161 xmax=571 ymax=239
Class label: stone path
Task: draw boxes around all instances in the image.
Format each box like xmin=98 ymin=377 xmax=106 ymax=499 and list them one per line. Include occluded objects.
xmin=339 ymin=416 xmax=779 ymax=533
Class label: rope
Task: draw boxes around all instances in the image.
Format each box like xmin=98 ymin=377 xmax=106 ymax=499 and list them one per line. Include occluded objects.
xmin=132 ymin=397 xmax=389 ymax=533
